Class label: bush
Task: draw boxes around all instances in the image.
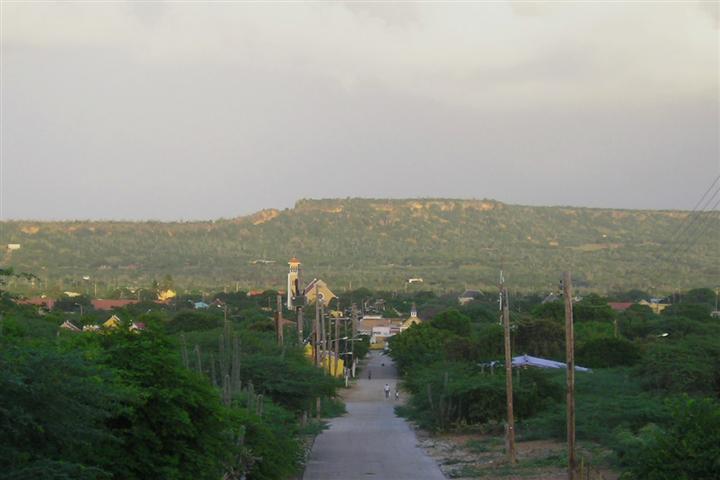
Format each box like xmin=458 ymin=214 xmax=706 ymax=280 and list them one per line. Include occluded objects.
xmin=400 ymin=362 xmax=563 ymax=431
xmin=619 ymin=396 xmax=720 ymax=479
xmin=577 ymin=337 xmax=641 ymax=368
xmin=634 ymin=335 xmax=720 ymax=396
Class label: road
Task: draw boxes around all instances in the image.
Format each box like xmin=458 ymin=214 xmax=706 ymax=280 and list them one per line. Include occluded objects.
xmin=303 ymin=351 xmax=446 ymax=480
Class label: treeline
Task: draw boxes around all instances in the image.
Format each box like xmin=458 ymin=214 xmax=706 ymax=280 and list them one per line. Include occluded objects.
xmin=2 ymin=198 xmax=718 ymax=293
xmin=388 ymin=288 xmax=720 ymax=478
xmin=0 ymin=278 xmax=353 ymax=479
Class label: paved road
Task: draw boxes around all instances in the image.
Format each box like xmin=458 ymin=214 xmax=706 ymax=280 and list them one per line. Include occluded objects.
xmin=303 ymin=351 xmax=445 ymax=480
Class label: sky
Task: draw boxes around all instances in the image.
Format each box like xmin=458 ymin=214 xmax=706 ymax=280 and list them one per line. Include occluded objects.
xmin=1 ymin=1 xmax=718 ymax=220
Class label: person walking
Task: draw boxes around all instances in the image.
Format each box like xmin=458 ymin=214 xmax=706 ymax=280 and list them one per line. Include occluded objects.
xmin=384 ymin=383 xmax=390 ymax=399
xmin=394 ymin=388 xmax=400 ymax=401
xmin=368 ymin=369 xmax=372 ymax=380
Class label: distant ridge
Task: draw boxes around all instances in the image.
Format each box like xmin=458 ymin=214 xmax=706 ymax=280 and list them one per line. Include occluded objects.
xmin=1 ymin=198 xmax=717 ymax=294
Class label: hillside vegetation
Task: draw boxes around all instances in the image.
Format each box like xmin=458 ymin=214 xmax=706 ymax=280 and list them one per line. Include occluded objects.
xmin=1 ymin=198 xmax=717 ymax=294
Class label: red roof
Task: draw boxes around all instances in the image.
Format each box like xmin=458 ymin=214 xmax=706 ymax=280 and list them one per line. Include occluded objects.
xmin=608 ymin=302 xmax=633 ymax=312
xmin=92 ymin=299 xmax=139 ymax=310
xmin=19 ymin=297 xmax=55 ymax=309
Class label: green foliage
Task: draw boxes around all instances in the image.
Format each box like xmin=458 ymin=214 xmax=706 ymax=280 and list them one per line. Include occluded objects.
xmin=166 ymin=310 xmax=221 ymax=333
xmin=521 ymin=369 xmax=670 ymax=446
xmin=88 ymin=328 xmax=237 ymax=480
xmin=577 ymin=337 xmax=641 ymax=368
xmin=634 ymin=335 xmax=720 ymax=396
xmin=514 ymin=318 xmax=564 ymax=358
xmin=2 ymin=199 xmax=718 ymax=294
xmin=661 ymin=303 xmax=712 ymax=322
xmin=680 ymin=288 xmax=717 ymax=306
xmin=0 ymin=341 xmax=121 ymax=479
xmin=429 ymin=309 xmax=472 ymax=337
xmin=389 ymin=323 xmax=454 ymax=373
xmin=400 ymin=362 xmax=562 ymax=431
xmin=619 ymin=396 xmax=720 ymax=480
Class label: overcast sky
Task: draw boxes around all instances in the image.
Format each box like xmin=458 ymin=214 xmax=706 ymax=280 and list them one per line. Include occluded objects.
xmin=1 ymin=1 xmax=718 ymax=220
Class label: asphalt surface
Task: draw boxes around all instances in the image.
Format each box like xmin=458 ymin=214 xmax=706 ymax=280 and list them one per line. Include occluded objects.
xmin=303 ymin=351 xmax=446 ymax=480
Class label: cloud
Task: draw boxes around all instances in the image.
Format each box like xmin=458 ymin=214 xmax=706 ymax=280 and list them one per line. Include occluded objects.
xmin=1 ymin=2 xmax=717 ymax=220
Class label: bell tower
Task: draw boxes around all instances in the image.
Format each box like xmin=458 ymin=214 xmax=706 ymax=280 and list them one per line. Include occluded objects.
xmin=287 ymin=257 xmax=301 ymax=309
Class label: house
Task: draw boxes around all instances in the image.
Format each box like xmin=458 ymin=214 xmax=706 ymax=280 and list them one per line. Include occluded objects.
xmin=60 ymin=320 xmax=81 ymax=332
xmin=608 ymin=302 xmax=633 ymax=313
xmin=458 ymin=290 xmax=483 ymax=305
xmin=7 ymin=243 xmax=21 ymax=250
xmin=541 ymin=293 xmax=560 ymax=304
xmin=129 ymin=322 xmax=146 ymax=332
xmin=400 ymin=304 xmax=422 ymax=332
xmin=304 ymin=279 xmax=337 ymax=305
xmin=82 ymin=324 xmax=101 ymax=332
xmin=92 ymin=299 xmax=139 ymax=311
xmin=18 ymin=297 xmax=55 ymax=311
xmin=102 ymin=315 xmax=122 ymax=329
xmin=638 ymin=299 xmax=670 ymax=314
xmin=357 ymin=315 xmax=404 ymax=348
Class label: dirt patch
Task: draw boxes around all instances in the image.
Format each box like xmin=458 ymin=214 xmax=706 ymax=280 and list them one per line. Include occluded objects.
xmin=413 ymin=429 xmax=618 ymax=480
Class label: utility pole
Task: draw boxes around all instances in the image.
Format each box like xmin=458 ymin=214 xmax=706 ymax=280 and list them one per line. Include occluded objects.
xmin=563 ymin=271 xmax=576 ymax=480
xmin=334 ymin=312 xmax=340 ymax=377
xmin=320 ymin=300 xmax=326 ymax=371
xmin=296 ymin=263 xmax=304 ymax=345
xmin=276 ymin=294 xmax=284 ymax=346
xmin=500 ymin=272 xmax=516 ymax=465
xmin=351 ymin=303 xmax=358 ymax=378
xmin=314 ymin=285 xmax=321 ymax=367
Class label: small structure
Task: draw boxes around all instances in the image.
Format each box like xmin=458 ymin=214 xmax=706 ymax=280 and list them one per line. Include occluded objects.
xmin=458 ymin=290 xmax=483 ymax=306
xmin=103 ymin=315 xmax=122 ymax=329
xmin=60 ymin=320 xmax=81 ymax=332
xmin=407 ymin=278 xmax=423 ymax=284
xmin=194 ymin=301 xmax=210 ymax=310
xmin=608 ymin=302 xmax=633 ymax=313
xmin=92 ymin=299 xmax=139 ymax=311
xmin=541 ymin=293 xmax=560 ymax=304
xmin=638 ymin=299 xmax=670 ymax=314
xmin=304 ymin=278 xmax=336 ymax=305
xmin=400 ymin=304 xmax=422 ymax=332
xmin=7 ymin=243 xmax=21 ymax=250
xmin=512 ymin=354 xmax=591 ymax=372
xmin=129 ymin=322 xmax=146 ymax=332
xmin=82 ymin=324 xmax=101 ymax=332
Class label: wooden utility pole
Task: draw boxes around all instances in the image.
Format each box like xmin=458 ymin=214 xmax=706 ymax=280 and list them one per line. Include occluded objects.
xmin=275 ymin=294 xmax=284 ymax=346
xmin=320 ymin=300 xmax=326 ymax=369
xmin=334 ymin=313 xmax=340 ymax=376
xmin=314 ymin=285 xmax=321 ymax=367
xmin=501 ymin=281 xmax=516 ymax=465
xmin=563 ymin=271 xmax=576 ymax=480
xmin=296 ymin=266 xmax=304 ymax=345
xmin=351 ymin=303 xmax=358 ymax=378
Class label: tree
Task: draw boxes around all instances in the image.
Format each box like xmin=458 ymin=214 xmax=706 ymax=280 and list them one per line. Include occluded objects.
xmin=621 ymin=396 xmax=720 ymax=480
xmin=0 ymin=341 xmax=123 ymax=479
xmin=576 ymin=337 xmax=641 ymax=368
xmin=429 ymin=309 xmax=471 ymax=337
xmin=91 ymin=327 xmax=237 ymax=480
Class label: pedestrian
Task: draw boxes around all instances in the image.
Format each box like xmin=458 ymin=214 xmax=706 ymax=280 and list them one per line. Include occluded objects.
xmin=384 ymin=383 xmax=390 ymax=399
xmin=368 ymin=369 xmax=372 ymax=380
xmin=394 ymin=389 xmax=399 ymax=401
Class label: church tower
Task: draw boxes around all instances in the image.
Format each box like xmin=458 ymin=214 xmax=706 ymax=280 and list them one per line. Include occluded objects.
xmin=287 ymin=257 xmax=301 ymax=309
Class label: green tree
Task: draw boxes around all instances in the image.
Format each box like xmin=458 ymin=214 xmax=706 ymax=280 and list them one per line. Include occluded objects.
xmin=429 ymin=309 xmax=472 ymax=337
xmin=91 ymin=327 xmax=237 ymax=480
xmin=621 ymin=396 xmax=720 ymax=480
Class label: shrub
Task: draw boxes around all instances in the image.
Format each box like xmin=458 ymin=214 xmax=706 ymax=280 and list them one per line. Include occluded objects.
xmin=619 ymin=396 xmax=720 ymax=479
xmin=577 ymin=337 xmax=641 ymax=368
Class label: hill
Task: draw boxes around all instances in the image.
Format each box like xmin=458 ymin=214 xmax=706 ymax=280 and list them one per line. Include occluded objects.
xmin=1 ymin=198 xmax=717 ymax=295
